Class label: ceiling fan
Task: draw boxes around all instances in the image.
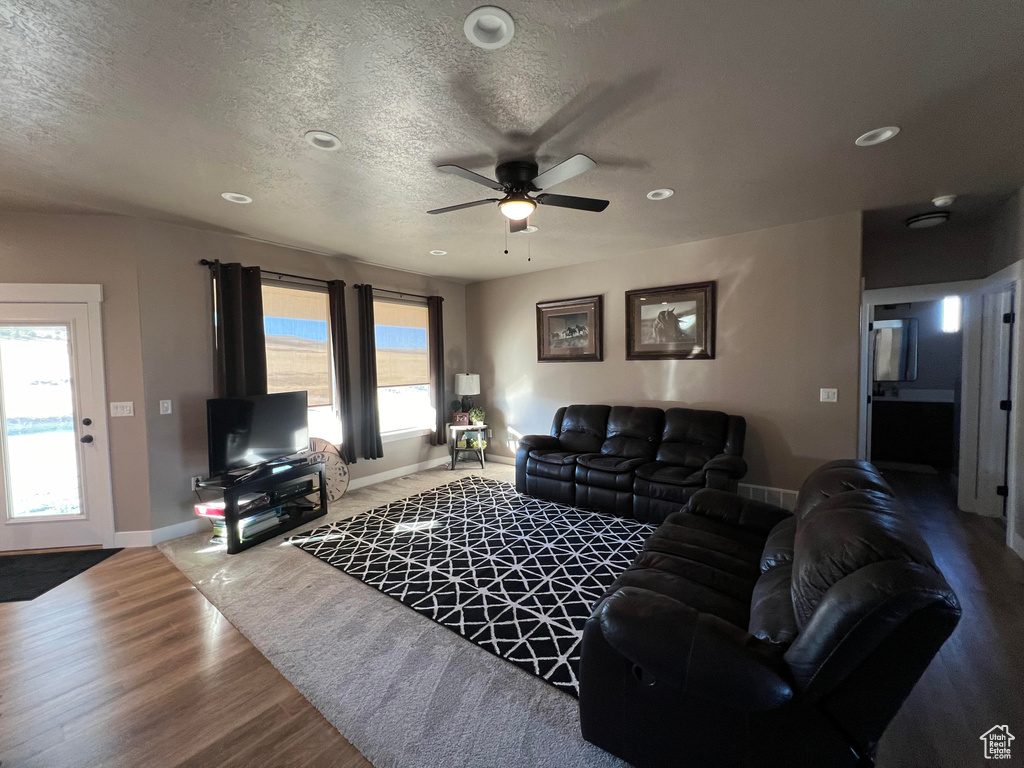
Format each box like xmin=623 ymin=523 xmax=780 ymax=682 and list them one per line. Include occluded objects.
xmin=427 ymin=154 xmax=609 ymax=232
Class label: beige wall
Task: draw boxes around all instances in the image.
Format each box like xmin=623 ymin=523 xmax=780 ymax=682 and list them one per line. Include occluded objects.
xmin=1 ymin=213 xmax=467 ymax=533
xmin=128 ymin=219 xmax=467 ymax=530
xmin=0 ymin=214 xmax=152 ymax=531
xmin=863 ymin=190 xmax=1023 ymax=290
xmin=466 ymin=213 xmax=863 ymax=490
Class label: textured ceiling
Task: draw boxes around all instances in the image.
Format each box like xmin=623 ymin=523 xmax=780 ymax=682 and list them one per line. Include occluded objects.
xmin=1 ymin=0 xmax=1022 ymax=281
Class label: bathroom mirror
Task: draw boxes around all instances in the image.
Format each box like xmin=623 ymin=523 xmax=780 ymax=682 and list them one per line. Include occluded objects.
xmin=873 ymin=319 xmax=919 ymax=382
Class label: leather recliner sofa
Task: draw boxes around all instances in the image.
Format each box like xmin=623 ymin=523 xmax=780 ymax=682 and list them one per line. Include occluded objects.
xmin=515 ymin=404 xmax=747 ymax=522
xmin=578 ymin=460 xmax=962 ymax=767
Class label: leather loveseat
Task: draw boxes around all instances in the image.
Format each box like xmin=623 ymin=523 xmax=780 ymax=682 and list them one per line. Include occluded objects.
xmin=516 ymin=404 xmax=747 ymax=522
xmin=578 ymin=460 xmax=961 ymax=767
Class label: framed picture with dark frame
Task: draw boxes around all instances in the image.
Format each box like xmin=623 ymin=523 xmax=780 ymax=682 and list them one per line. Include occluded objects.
xmin=625 ymin=281 xmax=716 ymax=360
xmin=536 ymin=295 xmax=603 ymax=362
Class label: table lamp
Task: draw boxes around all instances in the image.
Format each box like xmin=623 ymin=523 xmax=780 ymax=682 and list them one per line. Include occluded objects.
xmin=455 ymin=373 xmax=480 ymax=412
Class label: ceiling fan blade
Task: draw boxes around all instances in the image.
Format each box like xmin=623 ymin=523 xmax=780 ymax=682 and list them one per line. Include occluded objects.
xmin=530 ymin=153 xmax=597 ymax=190
xmin=536 ymin=193 xmax=609 ymax=212
xmin=427 ymin=199 xmax=499 ymax=215
xmin=437 ymin=165 xmax=504 ymax=191
xmin=509 ymin=218 xmax=528 ymax=233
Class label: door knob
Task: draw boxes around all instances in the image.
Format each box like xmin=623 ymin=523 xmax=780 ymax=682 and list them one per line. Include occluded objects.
xmin=80 ymin=435 xmax=94 ymax=444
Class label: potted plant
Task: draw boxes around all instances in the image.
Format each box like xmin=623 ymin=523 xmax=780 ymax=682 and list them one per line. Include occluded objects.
xmin=468 ymin=406 xmax=486 ymax=425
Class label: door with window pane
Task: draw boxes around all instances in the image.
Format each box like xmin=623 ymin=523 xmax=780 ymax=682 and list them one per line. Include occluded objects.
xmin=0 ymin=302 xmax=113 ymax=551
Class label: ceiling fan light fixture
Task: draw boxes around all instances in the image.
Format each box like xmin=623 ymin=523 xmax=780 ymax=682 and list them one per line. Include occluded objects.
xmin=464 ymin=6 xmax=515 ymax=50
xmin=499 ymin=197 xmax=536 ymax=220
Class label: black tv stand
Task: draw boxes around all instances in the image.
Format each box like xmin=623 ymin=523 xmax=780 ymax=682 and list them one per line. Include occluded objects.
xmin=197 ymin=457 xmax=327 ymax=554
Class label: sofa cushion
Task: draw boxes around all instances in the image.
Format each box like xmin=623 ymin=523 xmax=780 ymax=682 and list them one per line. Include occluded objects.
xmin=760 ymin=516 xmax=797 ymax=572
xmin=791 ymin=489 xmax=937 ymax=629
xmin=528 ymin=449 xmax=580 ymax=465
xmin=655 ymin=408 xmax=732 ymax=469
xmin=792 ymin=459 xmax=890 ymax=520
xmin=635 ymin=462 xmax=706 ymax=487
xmin=556 ymin=404 xmax=610 ymax=454
xmin=646 ymin=512 xmax=764 ymax=572
xmin=749 ymin=563 xmax=798 ymax=645
xmin=577 ymin=454 xmax=649 ymax=473
xmin=598 ymin=406 xmax=663 ymax=460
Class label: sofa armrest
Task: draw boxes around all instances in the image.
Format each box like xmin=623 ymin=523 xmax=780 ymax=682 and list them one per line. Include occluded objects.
xmin=703 ymin=453 xmax=748 ymax=480
xmin=518 ymin=434 xmax=561 ymax=452
xmin=686 ymin=488 xmax=791 ymax=535
xmin=598 ymin=587 xmax=793 ymax=712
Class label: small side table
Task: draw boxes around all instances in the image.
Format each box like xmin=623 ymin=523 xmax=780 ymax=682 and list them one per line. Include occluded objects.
xmin=449 ymin=424 xmax=489 ymax=470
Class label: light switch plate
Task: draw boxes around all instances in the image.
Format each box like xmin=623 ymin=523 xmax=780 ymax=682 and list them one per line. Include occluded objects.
xmin=159 ymin=400 xmax=173 ymax=415
xmin=820 ymin=388 xmax=838 ymax=403
xmin=110 ymin=401 xmax=134 ymax=417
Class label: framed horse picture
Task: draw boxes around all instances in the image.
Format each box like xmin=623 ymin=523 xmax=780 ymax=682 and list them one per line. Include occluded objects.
xmin=625 ymin=281 xmax=716 ymax=360
xmin=536 ymin=295 xmax=603 ymax=362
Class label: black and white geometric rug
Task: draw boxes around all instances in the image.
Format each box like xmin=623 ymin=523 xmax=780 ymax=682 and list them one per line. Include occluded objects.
xmin=289 ymin=476 xmax=655 ymax=697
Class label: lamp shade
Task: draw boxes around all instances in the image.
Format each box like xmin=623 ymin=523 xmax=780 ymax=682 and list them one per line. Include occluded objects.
xmin=454 ymin=373 xmax=480 ymax=396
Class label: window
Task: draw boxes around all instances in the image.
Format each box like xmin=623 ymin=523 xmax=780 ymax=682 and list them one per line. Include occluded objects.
xmin=373 ymin=297 xmax=435 ymax=434
xmin=941 ymin=295 xmax=962 ymax=333
xmin=261 ymin=283 xmax=342 ymax=443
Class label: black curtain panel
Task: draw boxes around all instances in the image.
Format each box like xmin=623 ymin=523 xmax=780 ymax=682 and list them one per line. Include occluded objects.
xmin=213 ymin=261 xmax=267 ymax=397
xmin=328 ymin=280 xmax=357 ymax=464
xmin=427 ymin=295 xmax=446 ymax=446
xmin=355 ymin=284 xmax=384 ymax=460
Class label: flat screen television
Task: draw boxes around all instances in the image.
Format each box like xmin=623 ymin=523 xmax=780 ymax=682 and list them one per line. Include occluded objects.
xmin=207 ymin=391 xmax=309 ymax=477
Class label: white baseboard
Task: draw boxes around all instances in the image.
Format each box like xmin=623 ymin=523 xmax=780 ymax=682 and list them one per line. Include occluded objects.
xmin=486 ymin=454 xmax=516 ymax=466
xmin=738 ymin=483 xmax=800 ymax=511
xmin=348 ymin=456 xmax=450 ymax=491
xmin=114 ymin=516 xmax=211 ymax=548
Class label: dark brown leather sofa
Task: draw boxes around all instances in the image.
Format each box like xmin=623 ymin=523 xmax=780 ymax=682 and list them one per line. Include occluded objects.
xmin=515 ymin=404 xmax=747 ymax=522
xmin=578 ymin=460 xmax=961 ymax=767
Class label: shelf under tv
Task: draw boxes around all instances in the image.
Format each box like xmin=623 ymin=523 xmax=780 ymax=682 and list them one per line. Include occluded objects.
xmin=197 ymin=457 xmax=327 ymax=554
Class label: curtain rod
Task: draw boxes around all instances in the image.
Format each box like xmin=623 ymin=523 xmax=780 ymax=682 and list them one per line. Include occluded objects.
xmin=198 ymin=259 xmax=334 ymax=286
xmin=354 ymin=285 xmax=436 ymax=302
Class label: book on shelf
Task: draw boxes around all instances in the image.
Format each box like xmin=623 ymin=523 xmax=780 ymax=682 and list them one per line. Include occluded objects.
xmin=194 ymin=492 xmax=270 ymax=519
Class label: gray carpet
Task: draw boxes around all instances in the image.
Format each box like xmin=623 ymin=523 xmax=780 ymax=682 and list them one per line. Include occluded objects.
xmin=160 ymin=465 xmax=626 ymax=768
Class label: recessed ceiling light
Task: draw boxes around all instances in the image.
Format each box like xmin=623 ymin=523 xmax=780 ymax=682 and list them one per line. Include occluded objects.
xmin=221 ymin=192 xmax=253 ymax=204
xmin=855 ymin=126 xmax=900 ymax=147
xmin=932 ymin=195 xmax=956 ymax=207
xmin=647 ymin=188 xmax=674 ymax=200
xmin=429 ymin=249 xmax=447 ymax=256
xmin=304 ymin=130 xmax=342 ymax=151
xmin=523 ymin=224 xmax=539 ymax=233
xmin=464 ymin=6 xmax=515 ymax=50
xmin=906 ymin=211 xmax=950 ymax=229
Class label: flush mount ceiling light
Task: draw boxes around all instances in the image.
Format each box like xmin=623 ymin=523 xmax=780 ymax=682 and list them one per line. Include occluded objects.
xmin=906 ymin=211 xmax=950 ymax=229
xmin=498 ymin=194 xmax=536 ymax=220
xmin=855 ymin=126 xmax=900 ymax=147
xmin=429 ymin=249 xmax=447 ymax=256
xmin=646 ymin=188 xmax=674 ymax=200
xmin=932 ymin=194 xmax=956 ymax=207
xmin=464 ymin=6 xmax=515 ymax=49
xmin=304 ymin=130 xmax=342 ymax=151
xmin=221 ymin=192 xmax=253 ymax=204
xmin=523 ymin=224 xmax=539 ymax=233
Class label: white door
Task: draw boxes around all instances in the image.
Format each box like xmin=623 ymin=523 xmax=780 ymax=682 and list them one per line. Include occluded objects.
xmin=975 ymin=288 xmax=1015 ymax=517
xmin=0 ymin=300 xmax=114 ymax=551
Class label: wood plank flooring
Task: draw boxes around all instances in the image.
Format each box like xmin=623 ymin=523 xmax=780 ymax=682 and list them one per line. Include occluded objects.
xmin=0 ymin=547 xmax=372 ymax=768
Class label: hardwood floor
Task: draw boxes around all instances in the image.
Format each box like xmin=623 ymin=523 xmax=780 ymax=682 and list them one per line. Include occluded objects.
xmin=877 ymin=471 xmax=1024 ymax=767
xmin=0 ymin=547 xmax=372 ymax=768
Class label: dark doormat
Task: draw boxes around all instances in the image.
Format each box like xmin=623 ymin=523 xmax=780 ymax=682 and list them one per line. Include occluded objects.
xmin=0 ymin=548 xmax=122 ymax=602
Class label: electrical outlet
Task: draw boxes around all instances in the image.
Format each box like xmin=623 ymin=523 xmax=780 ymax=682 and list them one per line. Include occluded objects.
xmin=190 ymin=476 xmax=203 ymax=491
xmin=820 ymin=388 xmax=838 ymax=403
xmin=110 ymin=401 xmax=134 ymax=417
xmin=159 ymin=400 xmax=173 ymax=415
